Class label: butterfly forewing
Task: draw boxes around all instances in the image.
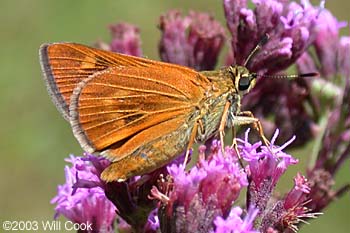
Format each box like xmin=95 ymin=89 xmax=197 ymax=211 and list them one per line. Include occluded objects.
xmin=69 ymin=61 xmax=210 ymax=162
xmin=39 ymin=43 xmax=157 ymax=120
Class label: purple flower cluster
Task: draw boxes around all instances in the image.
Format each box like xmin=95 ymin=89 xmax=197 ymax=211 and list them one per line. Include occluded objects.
xmin=96 ymin=22 xmax=142 ymax=57
xmin=153 ymin=141 xmax=248 ymax=232
xmin=224 ymin=0 xmax=320 ymax=73
xmin=53 ymin=134 xmax=316 ymax=232
xmin=239 ymin=129 xmax=298 ymax=194
xmin=51 ymin=155 xmax=116 ymax=233
xmin=240 ymin=130 xmax=317 ymax=232
xmin=228 ymin=0 xmax=323 ymax=146
xmin=148 ymin=131 xmax=315 ymax=232
xmin=159 ymin=10 xmax=226 ymax=71
xmin=51 ymin=0 xmax=349 ymax=232
xmin=53 ymin=153 xmax=168 ymax=232
xmin=296 ymin=7 xmax=350 ymax=213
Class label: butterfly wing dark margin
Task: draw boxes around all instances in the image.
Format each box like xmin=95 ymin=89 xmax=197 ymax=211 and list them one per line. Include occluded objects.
xmin=39 ymin=43 xmax=155 ymax=120
xmin=69 ymin=65 xmax=210 ymax=162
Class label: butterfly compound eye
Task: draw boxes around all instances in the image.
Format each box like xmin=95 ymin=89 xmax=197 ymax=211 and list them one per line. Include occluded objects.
xmin=238 ymin=76 xmax=251 ymax=91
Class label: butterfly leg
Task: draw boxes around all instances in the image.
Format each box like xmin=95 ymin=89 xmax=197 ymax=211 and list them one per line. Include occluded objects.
xmin=219 ymin=101 xmax=231 ymax=155
xmin=237 ymin=111 xmax=270 ymax=147
xmin=230 ymin=112 xmax=266 ymax=167
xmin=230 ymin=111 xmax=273 ymax=163
xmin=183 ymin=121 xmax=199 ymax=167
xmin=230 ymin=121 xmax=246 ymax=168
xmin=230 ymin=125 xmax=240 ymax=160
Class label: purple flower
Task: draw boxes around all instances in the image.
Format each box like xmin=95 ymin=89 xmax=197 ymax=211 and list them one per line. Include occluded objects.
xmin=159 ymin=10 xmax=226 ymax=70
xmin=338 ymin=36 xmax=350 ymax=77
xmin=214 ymin=206 xmax=259 ymax=233
xmin=229 ymin=128 xmax=317 ymax=232
xmin=258 ymin=173 xmax=317 ymax=232
xmin=95 ymin=22 xmax=142 ymax=57
xmin=84 ymin=154 xmax=163 ymax=232
xmin=238 ymin=129 xmax=298 ymax=200
xmin=283 ymin=173 xmax=311 ymax=210
xmin=109 ymin=23 xmax=142 ymax=56
xmin=154 ymin=140 xmax=248 ymax=232
xmin=234 ymin=129 xmax=317 ymax=232
xmin=102 ymin=175 xmax=159 ymax=232
xmin=51 ymin=155 xmax=117 ymax=233
xmin=53 ymin=154 xmax=163 ymax=232
xmin=313 ymin=9 xmax=347 ymax=78
xmin=297 ymin=8 xmax=348 ymax=79
xmin=224 ymin=0 xmax=320 ymax=73
xmin=144 ymin=209 xmax=160 ymax=233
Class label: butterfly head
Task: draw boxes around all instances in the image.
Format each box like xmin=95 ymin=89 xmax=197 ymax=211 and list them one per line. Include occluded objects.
xmin=229 ymin=65 xmax=257 ymax=96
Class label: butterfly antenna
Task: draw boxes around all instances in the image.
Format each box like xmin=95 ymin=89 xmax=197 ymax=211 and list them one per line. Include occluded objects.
xmin=244 ymin=33 xmax=270 ymax=67
xmin=256 ymin=72 xmax=319 ymax=79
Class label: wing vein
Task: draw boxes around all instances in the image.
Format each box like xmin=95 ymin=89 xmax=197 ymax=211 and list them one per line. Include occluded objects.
xmin=120 ymin=73 xmax=192 ymax=99
xmin=81 ymin=112 xmax=141 ymax=122
xmin=48 ymin=56 xmax=102 ymax=65
xmin=79 ymin=94 xmax=155 ymax=100
xmin=80 ymin=110 xmax=139 ymax=117
xmin=90 ymin=82 xmax=186 ymax=100
xmin=78 ymin=104 xmax=139 ymax=110
xmin=85 ymin=105 xmax=192 ymax=141
xmin=51 ymin=67 xmax=105 ymax=70
xmin=63 ymin=44 xmax=117 ymax=66
xmin=64 ymin=44 xmax=147 ymax=67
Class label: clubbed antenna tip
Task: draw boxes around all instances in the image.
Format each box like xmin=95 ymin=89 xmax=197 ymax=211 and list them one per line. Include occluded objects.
xmin=299 ymin=72 xmax=319 ymax=78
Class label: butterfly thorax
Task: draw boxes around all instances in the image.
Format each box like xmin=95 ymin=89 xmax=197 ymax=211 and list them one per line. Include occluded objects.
xmin=193 ymin=68 xmax=237 ymax=141
xmin=195 ymin=66 xmax=256 ymax=141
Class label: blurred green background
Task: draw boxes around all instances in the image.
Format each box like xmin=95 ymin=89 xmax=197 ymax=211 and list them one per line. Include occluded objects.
xmin=0 ymin=0 xmax=349 ymax=232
